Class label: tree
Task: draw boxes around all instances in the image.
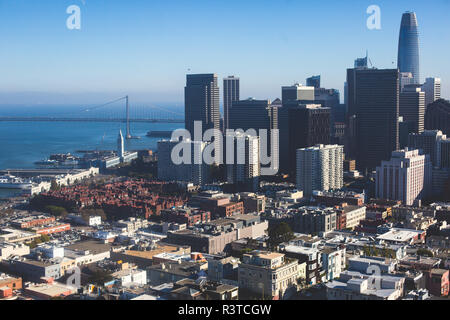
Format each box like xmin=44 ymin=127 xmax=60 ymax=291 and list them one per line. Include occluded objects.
xmin=268 ymin=222 xmax=295 ymax=248
xmin=44 ymin=205 xmax=68 ymax=217
xmin=89 ymin=270 xmax=113 ymax=286
xmin=50 ymin=180 xmax=60 ymax=191
xmin=416 ymin=248 xmax=433 ymax=257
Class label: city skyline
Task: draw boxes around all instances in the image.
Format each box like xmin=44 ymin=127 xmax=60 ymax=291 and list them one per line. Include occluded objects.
xmin=0 ymin=0 xmax=449 ymax=105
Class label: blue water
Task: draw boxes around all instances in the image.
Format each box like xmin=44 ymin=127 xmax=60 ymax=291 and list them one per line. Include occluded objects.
xmin=0 ymin=105 xmax=183 ymax=169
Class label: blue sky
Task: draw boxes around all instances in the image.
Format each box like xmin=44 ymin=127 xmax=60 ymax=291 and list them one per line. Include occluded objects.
xmin=0 ymin=0 xmax=449 ymax=105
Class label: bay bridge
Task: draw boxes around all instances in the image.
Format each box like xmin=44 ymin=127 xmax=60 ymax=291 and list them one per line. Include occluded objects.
xmin=0 ymin=96 xmax=185 ymax=139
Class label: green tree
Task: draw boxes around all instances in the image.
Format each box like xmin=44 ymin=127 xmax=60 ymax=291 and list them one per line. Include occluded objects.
xmin=50 ymin=180 xmax=60 ymax=191
xmin=268 ymin=222 xmax=295 ymax=248
xmin=416 ymin=248 xmax=433 ymax=257
xmin=44 ymin=205 xmax=68 ymax=217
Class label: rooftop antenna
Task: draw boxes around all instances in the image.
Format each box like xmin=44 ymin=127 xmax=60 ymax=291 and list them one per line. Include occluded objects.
xmin=366 ymin=50 xmax=374 ymax=68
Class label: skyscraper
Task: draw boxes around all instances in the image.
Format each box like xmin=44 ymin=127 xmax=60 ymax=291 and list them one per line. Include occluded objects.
xmin=281 ymin=83 xmax=315 ymax=103
xmin=376 ymin=149 xmax=431 ymax=206
xmin=296 ymin=144 xmax=344 ymax=197
xmin=185 ymin=74 xmax=220 ymax=137
xmin=422 ymin=77 xmax=441 ymax=108
xmin=281 ymin=103 xmax=330 ymax=175
xmin=306 ymin=75 xmax=321 ymax=89
xmin=398 ymin=12 xmax=420 ymax=84
xmin=425 ymin=99 xmax=450 ymax=135
xmin=408 ymin=130 xmax=447 ymax=167
xmin=349 ymin=68 xmax=400 ymax=171
xmin=228 ymin=98 xmax=279 ymax=174
xmin=223 ymin=76 xmax=240 ymax=131
xmin=399 ymin=85 xmax=425 ymax=134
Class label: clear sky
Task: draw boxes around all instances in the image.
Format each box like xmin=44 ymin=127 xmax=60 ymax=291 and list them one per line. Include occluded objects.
xmin=0 ymin=0 xmax=449 ymax=105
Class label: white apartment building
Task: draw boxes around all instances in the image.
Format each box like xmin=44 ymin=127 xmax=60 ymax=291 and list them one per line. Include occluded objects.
xmin=376 ymin=148 xmax=432 ymax=206
xmin=344 ymin=205 xmax=367 ymax=229
xmin=296 ymin=144 xmax=344 ymax=196
xmin=226 ymin=134 xmax=260 ymax=191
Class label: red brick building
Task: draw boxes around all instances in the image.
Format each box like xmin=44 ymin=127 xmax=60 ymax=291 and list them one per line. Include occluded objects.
xmin=426 ymin=269 xmax=449 ymax=297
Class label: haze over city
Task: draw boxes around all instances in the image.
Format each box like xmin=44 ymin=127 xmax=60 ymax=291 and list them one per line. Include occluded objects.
xmin=0 ymin=0 xmax=449 ymax=105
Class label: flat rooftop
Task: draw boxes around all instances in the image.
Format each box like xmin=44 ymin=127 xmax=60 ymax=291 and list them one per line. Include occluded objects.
xmin=65 ymin=240 xmax=111 ymax=255
xmin=377 ymin=228 xmax=424 ymax=242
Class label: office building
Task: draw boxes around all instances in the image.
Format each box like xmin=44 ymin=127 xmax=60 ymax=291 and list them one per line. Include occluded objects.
xmin=408 ymin=130 xmax=447 ymax=167
xmin=400 ymin=85 xmax=425 ymax=134
xmin=228 ymin=98 xmax=278 ymax=174
xmin=296 ymin=144 xmax=344 ymax=197
xmin=348 ymin=68 xmax=399 ymax=171
xmin=422 ymin=77 xmax=441 ymax=108
xmin=376 ymin=149 xmax=432 ymax=206
xmin=280 ymin=103 xmax=330 ymax=175
xmin=185 ymin=73 xmax=220 ymax=136
xmin=281 ymin=83 xmax=315 ymax=103
xmin=398 ymin=12 xmax=420 ymax=84
xmin=306 ymin=75 xmax=321 ymax=89
xmin=400 ymin=72 xmax=414 ymax=91
xmin=425 ymin=99 xmax=450 ymax=135
xmin=223 ymin=76 xmax=240 ymax=130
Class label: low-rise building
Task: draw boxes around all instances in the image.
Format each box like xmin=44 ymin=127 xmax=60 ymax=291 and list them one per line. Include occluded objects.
xmin=165 ymin=214 xmax=268 ymax=254
xmin=326 ymin=270 xmax=405 ymax=300
xmin=238 ymin=251 xmax=301 ymax=299
xmin=426 ymin=269 xmax=449 ymax=297
xmin=170 ymin=278 xmax=239 ymax=300
xmin=377 ymin=228 xmax=426 ymax=245
xmin=0 ymin=242 xmax=30 ymax=261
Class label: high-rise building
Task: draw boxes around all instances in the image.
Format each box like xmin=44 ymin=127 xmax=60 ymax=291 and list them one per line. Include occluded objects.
xmin=306 ymin=75 xmax=321 ymax=89
xmin=376 ymin=149 xmax=431 ymax=206
xmin=223 ymin=76 xmax=240 ymax=131
xmin=185 ymin=74 xmax=220 ymax=137
xmin=422 ymin=78 xmax=441 ymax=108
xmin=399 ymin=85 xmax=425 ymax=134
xmin=226 ymin=133 xmax=260 ymax=192
xmin=281 ymin=83 xmax=315 ymax=103
xmin=398 ymin=12 xmax=420 ymax=84
xmin=425 ymin=99 xmax=450 ymax=135
xmin=354 ymin=55 xmax=368 ymax=69
xmin=399 ymin=72 xmax=414 ymax=91
xmin=280 ymin=103 xmax=330 ymax=175
xmin=438 ymin=138 xmax=450 ymax=169
xmin=315 ymin=88 xmax=341 ymax=130
xmin=157 ymin=139 xmax=209 ymax=186
xmin=117 ymin=130 xmax=125 ymax=159
xmin=228 ymin=98 xmax=278 ymax=174
xmin=408 ymin=130 xmax=446 ymax=167
xmin=348 ymin=68 xmax=399 ymax=171
xmin=296 ymin=144 xmax=344 ymax=197
xmin=228 ymin=98 xmax=278 ymax=132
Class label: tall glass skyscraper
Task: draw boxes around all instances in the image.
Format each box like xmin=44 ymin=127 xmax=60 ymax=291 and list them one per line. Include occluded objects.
xmin=398 ymin=12 xmax=420 ymax=84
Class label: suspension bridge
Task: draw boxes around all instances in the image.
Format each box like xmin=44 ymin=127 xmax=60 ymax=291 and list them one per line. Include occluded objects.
xmin=0 ymin=96 xmax=185 ymax=139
